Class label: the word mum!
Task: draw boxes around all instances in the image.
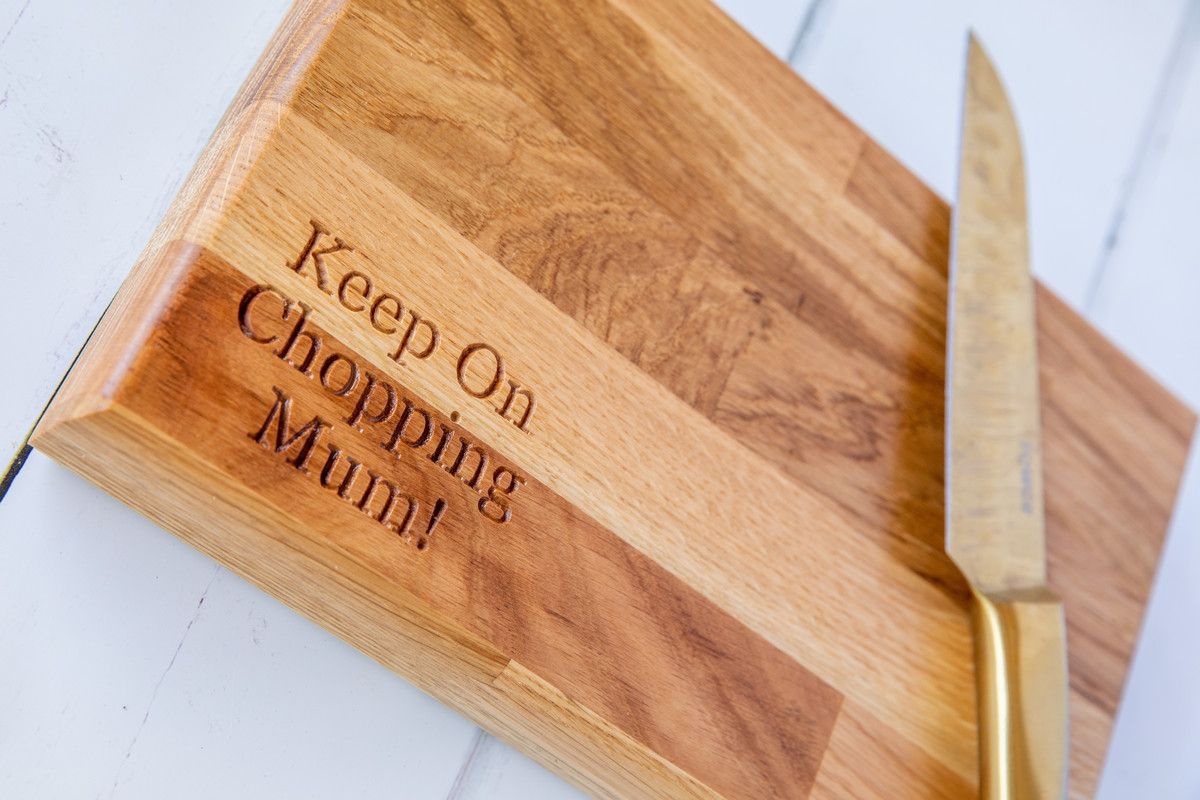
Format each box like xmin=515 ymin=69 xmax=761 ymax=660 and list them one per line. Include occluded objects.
xmin=239 ymin=284 xmax=528 ymax=547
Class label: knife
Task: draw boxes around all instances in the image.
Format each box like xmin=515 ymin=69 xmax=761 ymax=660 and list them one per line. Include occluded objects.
xmin=946 ymin=34 xmax=1069 ymax=799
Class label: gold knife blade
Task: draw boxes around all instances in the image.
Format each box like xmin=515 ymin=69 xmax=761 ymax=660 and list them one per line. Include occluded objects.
xmin=947 ymin=33 xmax=1068 ymax=800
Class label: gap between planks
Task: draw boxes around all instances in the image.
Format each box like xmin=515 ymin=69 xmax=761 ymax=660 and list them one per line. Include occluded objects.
xmin=1085 ymin=0 xmax=1200 ymax=313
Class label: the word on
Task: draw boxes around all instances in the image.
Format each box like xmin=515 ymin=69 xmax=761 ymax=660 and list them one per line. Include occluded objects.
xmin=288 ymin=220 xmax=537 ymax=432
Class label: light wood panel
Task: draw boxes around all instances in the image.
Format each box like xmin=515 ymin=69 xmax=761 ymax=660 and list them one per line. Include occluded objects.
xmin=31 ymin=0 xmax=1194 ymax=797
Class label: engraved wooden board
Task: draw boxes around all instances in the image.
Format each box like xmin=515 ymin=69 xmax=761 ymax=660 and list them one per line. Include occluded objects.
xmin=32 ymin=1 xmax=1195 ymax=797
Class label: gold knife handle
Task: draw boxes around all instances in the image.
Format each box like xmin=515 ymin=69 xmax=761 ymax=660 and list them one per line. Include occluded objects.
xmin=971 ymin=587 xmax=1068 ymax=799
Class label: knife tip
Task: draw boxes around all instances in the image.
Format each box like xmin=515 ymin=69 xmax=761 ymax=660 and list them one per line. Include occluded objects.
xmin=965 ymin=29 xmax=989 ymax=70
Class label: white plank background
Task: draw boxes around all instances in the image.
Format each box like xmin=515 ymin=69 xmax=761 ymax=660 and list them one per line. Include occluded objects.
xmin=1 ymin=0 xmax=1196 ymax=796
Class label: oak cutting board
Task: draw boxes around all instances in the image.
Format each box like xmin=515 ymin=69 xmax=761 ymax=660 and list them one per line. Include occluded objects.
xmin=32 ymin=1 xmax=1195 ymax=797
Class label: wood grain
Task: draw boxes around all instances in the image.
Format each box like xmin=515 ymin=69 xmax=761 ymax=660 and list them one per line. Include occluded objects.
xmin=31 ymin=0 xmax=1195 ymax=797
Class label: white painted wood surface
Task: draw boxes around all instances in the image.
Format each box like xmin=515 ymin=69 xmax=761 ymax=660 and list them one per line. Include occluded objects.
xmin=1 ymin=1 xmax=1196 ymax=796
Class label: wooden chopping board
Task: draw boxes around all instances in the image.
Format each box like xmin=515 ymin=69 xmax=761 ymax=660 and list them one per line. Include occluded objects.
xmin=31 ymin=0 xmax=1194 ymax=796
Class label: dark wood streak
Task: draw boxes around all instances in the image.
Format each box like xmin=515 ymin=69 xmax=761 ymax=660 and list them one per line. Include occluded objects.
xmin=115 ymin=245 xmax=844 ymax=800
